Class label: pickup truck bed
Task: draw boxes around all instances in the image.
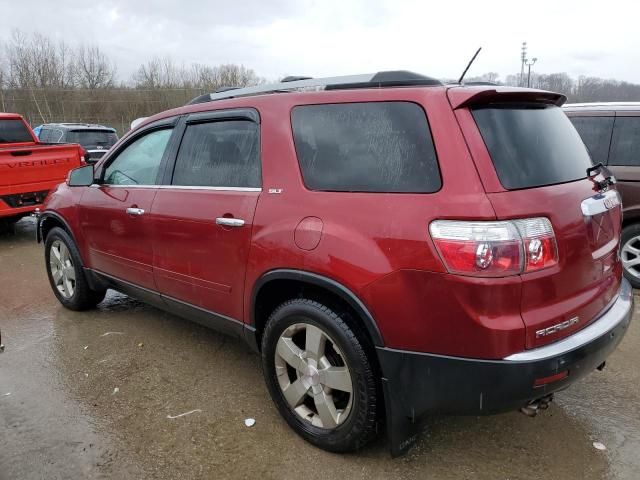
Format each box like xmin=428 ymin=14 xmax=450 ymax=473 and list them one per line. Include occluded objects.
xmin=0 ymin=113 xmax=84 ymax=222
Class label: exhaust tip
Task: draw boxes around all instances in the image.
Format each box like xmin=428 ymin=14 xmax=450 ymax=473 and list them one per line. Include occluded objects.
xmin=520 ymin=394 xmax=554 ymax=417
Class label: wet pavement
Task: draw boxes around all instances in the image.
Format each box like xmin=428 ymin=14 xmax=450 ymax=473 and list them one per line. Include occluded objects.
xmin=1 ymin=218 xmax=639 ymax=480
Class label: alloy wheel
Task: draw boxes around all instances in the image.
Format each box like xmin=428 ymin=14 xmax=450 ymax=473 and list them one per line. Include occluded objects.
xmin=621 ymin=235 xmax=640 ymax=279
xmin=274 ymin=322 xmax=354 ymax=429
xmin=49 ymin=240 xmax=76 ymax=298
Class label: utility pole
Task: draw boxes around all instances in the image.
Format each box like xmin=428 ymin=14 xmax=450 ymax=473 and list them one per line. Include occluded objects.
xmin=520 ymin=42 xmax=527 ymax=87
xmin=526 ymin=57 xmax=538 ymax=87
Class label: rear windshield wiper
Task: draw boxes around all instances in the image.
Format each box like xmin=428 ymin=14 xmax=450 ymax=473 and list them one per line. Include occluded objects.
xmin=587 ymin=163 xmax=616 ymax=192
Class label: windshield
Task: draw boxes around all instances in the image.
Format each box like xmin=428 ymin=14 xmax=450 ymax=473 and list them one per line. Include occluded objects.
xmin=472 ymin=104 xmax=592 ymax=190
xmin=0 ymin=119 xmax=34 ymax=144
xmin=67 ymin=130 xmax=118 ymax=148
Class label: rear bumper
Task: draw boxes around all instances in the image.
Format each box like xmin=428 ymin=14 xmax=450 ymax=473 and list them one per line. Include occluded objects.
xmin=378 ymin=278 xmax=633 ymax=456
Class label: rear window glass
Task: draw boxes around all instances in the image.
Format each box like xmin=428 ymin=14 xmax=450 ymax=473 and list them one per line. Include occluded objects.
xmin=0 ymin=119 xmax=33 ymax=144
xmin=472 ymin=105 xmax=592 ymax=190
xmin=609 ymin=117 xmax=640 ymax=166
xmin=569 ymin=116 xmax=614 ymax=165
xmin=291 ymin=102 xmax=441 ymax=193
xmin=67 ymin=130 xmax=118 ymax=148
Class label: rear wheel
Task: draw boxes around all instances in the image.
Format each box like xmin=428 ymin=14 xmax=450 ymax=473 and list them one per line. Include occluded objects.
xmin=261 ymin=299 xmax=378 ymax=452
xmin=621 ymin=223 xmax=640 ymax=288
xmin=45 ymin=227 xmax=106 ymax=310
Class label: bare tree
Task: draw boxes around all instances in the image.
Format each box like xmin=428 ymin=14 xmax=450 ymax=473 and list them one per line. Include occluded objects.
xmin=75 ymin=45 xmax=116 ymax=89
xmin=465 ymin=72 xmax=501 ymax=84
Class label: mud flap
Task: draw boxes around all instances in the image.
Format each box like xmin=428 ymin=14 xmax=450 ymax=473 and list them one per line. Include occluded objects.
xmin=381 ymin=377 xmax=421 ymax=457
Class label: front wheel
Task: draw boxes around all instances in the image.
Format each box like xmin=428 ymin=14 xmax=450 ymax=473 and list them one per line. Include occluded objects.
xmin=621 ymin=223 xmax=640 ymax=289
xmin=261 ymin=299 xmax=379 ymax=452
xmin=45 ymin=227 xmax=106 ymax=310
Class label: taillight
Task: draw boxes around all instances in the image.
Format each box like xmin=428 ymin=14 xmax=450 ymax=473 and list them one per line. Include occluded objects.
xmin=513 ymin=218 xmax=558 ymax=272
xmin=79 ymin=146 xmax=87 ymax=164
xmin=429 ymin=218 xmax=558 ymax=277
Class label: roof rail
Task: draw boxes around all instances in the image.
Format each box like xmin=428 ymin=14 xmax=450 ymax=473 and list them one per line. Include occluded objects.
xmin=462 ymin=81 xmax=500 ymax=86
xmin=281 ymin=75 xmax=313 ymax=82
xmin=186 ymin=71 xmax=442 ymax=105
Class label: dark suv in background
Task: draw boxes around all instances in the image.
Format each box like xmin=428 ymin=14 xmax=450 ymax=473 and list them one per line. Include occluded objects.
xmin=564 ymin=103 xmax=640 ymax=287
xmin=38 ymin=123 xmax=118 ymax=163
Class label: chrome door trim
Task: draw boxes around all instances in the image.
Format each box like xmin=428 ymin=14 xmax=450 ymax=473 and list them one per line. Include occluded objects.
xmin=157 ymin=185 xmax=262 ymax=192
xmin=90 ymin=184 xmax=261 ymax=192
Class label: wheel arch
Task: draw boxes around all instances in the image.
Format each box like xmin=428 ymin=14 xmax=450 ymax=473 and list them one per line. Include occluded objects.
xmin=250 ymin=269 xmax=384 ymax=350
xmin=622 ymin=210 xmax=640 ymax=230
xmin=38 ymin=212 xmax=77 ymax=245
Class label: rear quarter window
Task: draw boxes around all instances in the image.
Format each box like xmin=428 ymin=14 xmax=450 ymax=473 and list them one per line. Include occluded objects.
xmin=0 ymin=119 xmax=33 ymax=144
xmin=609 ymin=116 xmax=640 ymax=166
xmin=291 ymin=102 xmax=441 ymax=193
xmin=569 ymin=116 xmax=614 ymax=166
xmin=472 ymin=105 xmax=592 ymax=190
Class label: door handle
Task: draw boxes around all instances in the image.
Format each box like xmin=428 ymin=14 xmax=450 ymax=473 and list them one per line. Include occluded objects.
xmin=216 ymin=217 xmax=245 ymax=227
xmin=126 ymin=207 xmax=145 ymax=216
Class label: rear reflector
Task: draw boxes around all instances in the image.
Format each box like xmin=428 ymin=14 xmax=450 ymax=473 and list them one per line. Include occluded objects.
xmin=429 ymin=217 xmax=558 ymax=277
xmin=533 ymin=371 xmax=569 ymax=387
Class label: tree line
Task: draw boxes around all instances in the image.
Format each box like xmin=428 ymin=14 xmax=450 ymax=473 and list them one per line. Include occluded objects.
xmin=0 ymin=30 xmax=264 ymax=133
xmin=466 ymin=71 xmax=640 ymax=103
xmin=1 ymin=30 xmax=639 ymax=134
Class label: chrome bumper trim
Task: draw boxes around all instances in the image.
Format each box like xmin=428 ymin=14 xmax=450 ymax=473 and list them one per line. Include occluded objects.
xmin=504 ymin=278 xmax=633 ymax=362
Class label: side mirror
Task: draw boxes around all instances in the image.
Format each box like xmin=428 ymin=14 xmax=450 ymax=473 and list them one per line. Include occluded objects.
xmin=68 ymin=165 xmax=95 ymax=187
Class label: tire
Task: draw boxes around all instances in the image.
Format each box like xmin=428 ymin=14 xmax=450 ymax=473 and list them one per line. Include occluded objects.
xmin=0 ymin=216 xmax=21 ymax=232
xmin=621 ymin=223 xmax=640 ymax=289
xmin=44 ymin=227 xmax=106 ymax=310
xmin=261 ymin=298 xmax=378 ymax=452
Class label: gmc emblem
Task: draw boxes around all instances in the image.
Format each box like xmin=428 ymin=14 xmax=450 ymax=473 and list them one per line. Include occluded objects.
xmin=603 ymin=196 xmax=620 ymax=210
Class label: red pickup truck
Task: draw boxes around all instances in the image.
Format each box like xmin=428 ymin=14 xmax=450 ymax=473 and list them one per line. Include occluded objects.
xmin=0 ymin=113 xmax=85 ymax=226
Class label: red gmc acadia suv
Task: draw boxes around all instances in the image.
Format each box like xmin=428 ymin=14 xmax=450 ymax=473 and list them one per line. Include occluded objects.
xmin=37 ymin=71 xmax=633 ymax=455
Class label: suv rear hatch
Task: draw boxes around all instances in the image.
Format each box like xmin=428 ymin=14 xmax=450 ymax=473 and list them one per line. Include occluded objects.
xmin=66 ymin=129 xmax=118 ymax=162
xmin=450 ymin=87 xmax=622 ymax=349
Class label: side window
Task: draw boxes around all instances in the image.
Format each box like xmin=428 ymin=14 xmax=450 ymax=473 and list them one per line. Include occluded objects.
xmin=609 ymin=117 xmax=640 ymax=166
xmin=39 ymin=128 xmax=50 ymax=142
xmin=172 ymin=120 xmax=261 ymax=188
xmin=291 ymin=102 xmax=441 ymax=193
xmin=103 ymin=128 xmax=173 ymax=185
xmin=52 ymin=129 xmax=64 ymax=142
xmin=569 ymin=116 xmax=614 ymax=165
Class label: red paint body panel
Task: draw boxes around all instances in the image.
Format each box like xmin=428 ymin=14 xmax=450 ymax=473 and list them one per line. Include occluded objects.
xmin=150 ymin=189 xmax=259 ymax=319
xmin=361 ymin=270 xmax=524 ymax=359
xmin=487 ymin=183 xmax=622 ymax=349
xmin=455 ymin=103 xmax=622 ymax=349
xmin=0 ymin=113 xmax=83 ymax=218
xmin=79 ymin=186 xmax=157 ymax=290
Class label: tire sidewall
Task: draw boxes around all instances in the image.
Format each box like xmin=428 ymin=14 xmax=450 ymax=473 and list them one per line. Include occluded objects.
xmin=44 ymin=228 xmax=85 ymax=308
xmin=261 ymin=300 xmax=375 ymax=451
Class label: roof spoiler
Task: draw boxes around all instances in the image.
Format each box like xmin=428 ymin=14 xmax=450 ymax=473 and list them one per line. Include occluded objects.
xmin=448 ymin=87 xmax=567 ymax=109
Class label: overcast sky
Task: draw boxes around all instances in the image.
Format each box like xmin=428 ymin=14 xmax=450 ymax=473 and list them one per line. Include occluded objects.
xmin=1 ymin=0 xmax=639 ymax=84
